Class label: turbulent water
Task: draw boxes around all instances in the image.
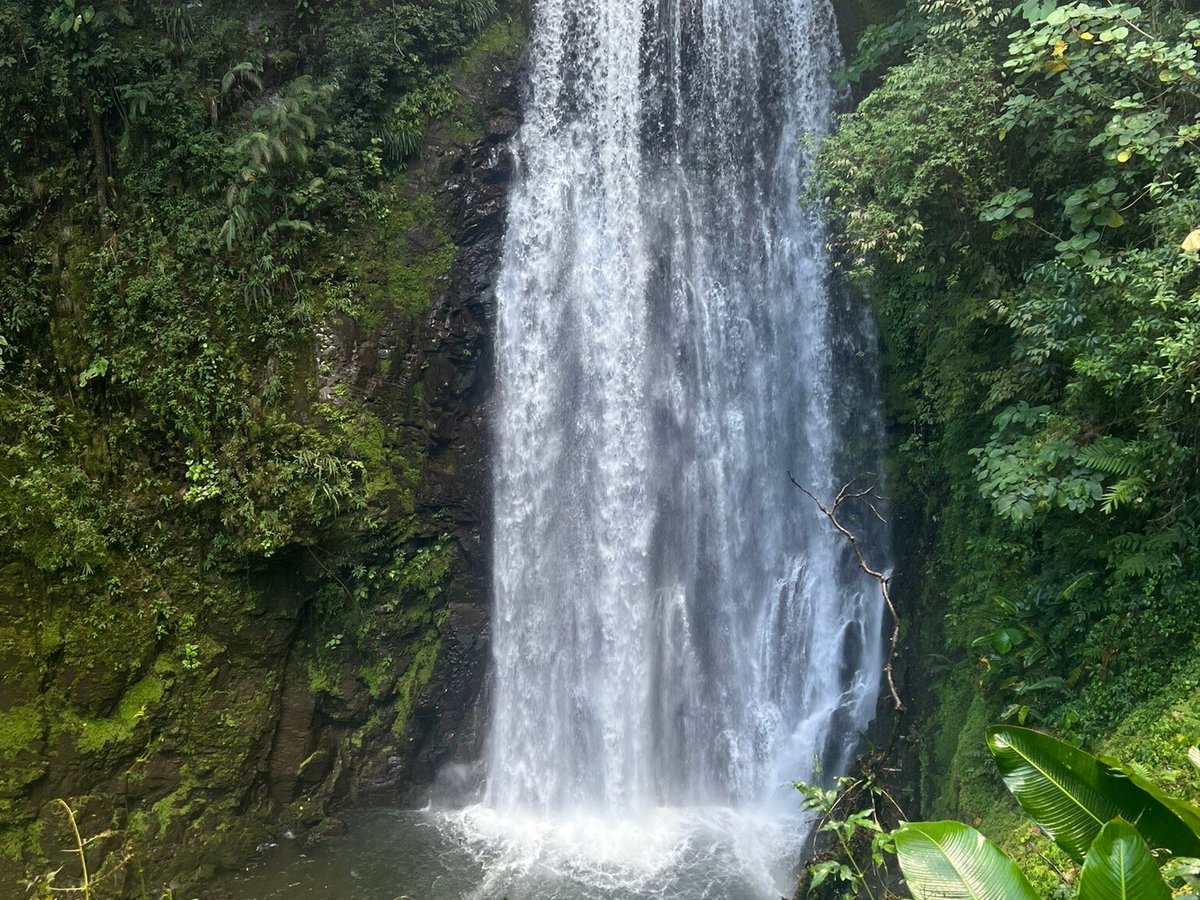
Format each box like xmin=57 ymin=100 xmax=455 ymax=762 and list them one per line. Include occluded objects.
xmin=464 ymin=0 xmax=890 ymax=891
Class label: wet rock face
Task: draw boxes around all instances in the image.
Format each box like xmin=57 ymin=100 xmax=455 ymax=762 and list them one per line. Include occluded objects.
xmin=313 ymin=67 xmax=521 ymax=802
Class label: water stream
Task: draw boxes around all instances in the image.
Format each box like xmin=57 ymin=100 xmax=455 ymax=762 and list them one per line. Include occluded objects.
xmin=228 ymin=0 xmax=887 ymax=892
xmin=454 ymin=0 xmax=889 ymax=883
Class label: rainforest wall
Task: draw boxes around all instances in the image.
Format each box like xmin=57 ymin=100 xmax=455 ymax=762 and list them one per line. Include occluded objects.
xmin=0 ymin=1 xmax=523 ymax=893
xmin=818 ymin=0 xmax=1200 ymax=887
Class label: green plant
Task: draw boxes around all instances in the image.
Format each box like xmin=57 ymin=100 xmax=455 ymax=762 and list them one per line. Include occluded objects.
xmin=894 ymin=820 xmax=1039 ymax=900
xmin=800 ymin=727 xmax=1200 ymax=898
xmin=817 ymin=0 xmax=1200 ymax=826
xmin=892 ymin=727 xmax=1200 ymax=898
xmin=0 ymin=0 xmax=510 ymax=890
xmin=796 ymin=775 xmax=898 ymax=898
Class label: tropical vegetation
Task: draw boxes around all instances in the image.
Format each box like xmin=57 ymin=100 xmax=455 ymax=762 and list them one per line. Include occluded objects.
xmin=0 ymin=0 xmax=522 ymax=892
xmin=816 ymin=0 xmax=1200 ymax=877
xmin=799 ymin=726 xmax=1200 ymax=898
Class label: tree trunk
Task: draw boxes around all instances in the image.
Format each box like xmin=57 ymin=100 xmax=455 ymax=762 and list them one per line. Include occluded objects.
xmin=84 ymin=94 xmax=111 ymax=224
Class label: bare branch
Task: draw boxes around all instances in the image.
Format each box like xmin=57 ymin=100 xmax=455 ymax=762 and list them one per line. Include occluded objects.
xmin=789 ymin=473 xmax=904 ymax=713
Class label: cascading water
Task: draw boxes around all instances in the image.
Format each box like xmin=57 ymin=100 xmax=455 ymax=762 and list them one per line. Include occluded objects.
xmin=219 ymin=2 xmax=892 ymax=898
xmin=459 ymin=0 xmax=889 ymax=893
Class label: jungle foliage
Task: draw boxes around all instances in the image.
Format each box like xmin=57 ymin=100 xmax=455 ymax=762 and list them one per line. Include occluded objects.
xmin=0 ymin=0 xmax=496 ymax=563
xmin=0 ymin=0 xmax=506 ymax=648
xmin=819 ymin=0 xmax=1200 ymax=793
xmin=0 ymin=0 xmax=512 ymax=889
xmin=800 ymin=726 xmax=1200 ymax=898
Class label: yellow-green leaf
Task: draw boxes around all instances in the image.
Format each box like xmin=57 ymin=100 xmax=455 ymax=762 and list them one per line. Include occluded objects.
xmin=895 ymin=821 xmax=1040 ymax=900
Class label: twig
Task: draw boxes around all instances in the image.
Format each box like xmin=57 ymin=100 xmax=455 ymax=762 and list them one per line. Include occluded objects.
xmin=53 ymin=799 xmax=91 ymax=900
xmin=789 ymin=473 xmax=904 ymax=713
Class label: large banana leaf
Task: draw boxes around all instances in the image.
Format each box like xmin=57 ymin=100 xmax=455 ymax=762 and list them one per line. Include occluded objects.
xmin=894 ymin=820 xmax=1040 ymax=900
xmin=1076 ymin=818 xmax=1170 ymax=900
xmin=986 ymin=726 xmax=1200 ymax=861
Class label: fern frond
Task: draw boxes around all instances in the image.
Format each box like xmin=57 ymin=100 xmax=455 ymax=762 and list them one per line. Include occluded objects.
xmin=1100 ymin=476 xmax=1146 ymax=514
xmin=1076 ymin=437 xmax=1144 ymax=477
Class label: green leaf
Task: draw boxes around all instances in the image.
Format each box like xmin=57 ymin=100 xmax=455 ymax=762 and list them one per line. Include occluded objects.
xmin=1077 ymin=819 xmax=1170 ymax=900
xmin=986 ymin=726 xmax=1200 ymax=862
xmin=1020 ymin=0 xmax=1055 ymax=23
xmin=79 ymin=356 xmax=109 ymax=387
xmin=895 ymin=821 xmax=1040 ymax=900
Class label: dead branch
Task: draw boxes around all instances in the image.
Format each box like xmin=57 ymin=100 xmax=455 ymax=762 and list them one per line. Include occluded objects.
xmin=789 ymin=473 xmax=904 ymax=714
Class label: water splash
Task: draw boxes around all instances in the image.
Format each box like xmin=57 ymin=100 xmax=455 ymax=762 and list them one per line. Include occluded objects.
xmin=473 ymin=0 xmax=889 ymax=889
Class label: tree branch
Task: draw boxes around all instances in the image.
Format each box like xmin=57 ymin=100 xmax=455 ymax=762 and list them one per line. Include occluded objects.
xmin=790 ymin=473 xmax=904 ymax=713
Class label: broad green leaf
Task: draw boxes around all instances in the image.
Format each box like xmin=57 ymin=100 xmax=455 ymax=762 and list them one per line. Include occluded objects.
xmin=986 ymin=726 xmax=1200 ymax=862
xmin=895 ymin=821 xmax=1040 ymax=900
xmin=1077 ymin=819 xmax=1170 ymax=900
xmin=1020 ymin=0 xmax=1055 ymax=24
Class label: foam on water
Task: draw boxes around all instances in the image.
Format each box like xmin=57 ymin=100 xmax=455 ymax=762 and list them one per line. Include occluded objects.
xmin=437 ymin=804 xmax=801 ymax=899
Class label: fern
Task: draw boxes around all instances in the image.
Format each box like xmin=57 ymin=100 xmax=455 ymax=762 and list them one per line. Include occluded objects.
xmin=1076 ymin=437 xmax=1145 ymax=478
xmin=455 ymin=0 xmax=498 ymax=33
xmin=221 ymin=61 xmax=264 ymax=96
xmin=376 ymin=120 xmax=424 ymax=163
xmin=1107 ymin=527 xmax=1186 ymax=579
xmin=1100 ymin=476 xmax=1146 ymax=514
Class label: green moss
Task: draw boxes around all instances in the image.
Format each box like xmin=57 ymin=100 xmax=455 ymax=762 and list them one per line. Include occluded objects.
xmin=438 ymin=17 xmax=527 ymax=142
xmin=342 ymin=407 xmax=398 ymax=500
xmin=455 ymin=17 xmax=526 ymax=75
xmin=391 ymin=629 xmax=442 ymax=737
xmin=1099 ymin=664 xmax=1200 ymax=800
xmin=0 ymin=705 xmax=43 ymax=759
xmin=307 ymin=655 xmax=338 ymax=695
xmin=922 ymin=665 xmax=978 ymax=820
xmin=945 ymin=693 xmax=994 ymax=818
xmin=349 ymin=191 xmax=457 ymax=321
xmin=384 ymin=193 xmax=457 ymax=318
xmin=391 ymin=240 xmax=456 ymax=317
xmin=73 ymin=674 xmax=166 ymax=754
xmin=361 ymin=656 xmax=393 ymax=699
xmin=0 ymin=827 xmax=27 ymax=863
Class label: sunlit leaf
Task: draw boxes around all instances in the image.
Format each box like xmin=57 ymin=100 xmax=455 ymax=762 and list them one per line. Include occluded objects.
xmin=1077 ymin=819 xmax=1170 ymax=900
xmin=895 ymin=821 xmax=1040 ymax=900
xmin=986 ymin=726 xmax=1200 ymax=861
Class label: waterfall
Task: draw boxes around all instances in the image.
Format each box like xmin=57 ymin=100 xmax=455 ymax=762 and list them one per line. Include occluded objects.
xmin=465 ymin=0 xmax=889 ymax=891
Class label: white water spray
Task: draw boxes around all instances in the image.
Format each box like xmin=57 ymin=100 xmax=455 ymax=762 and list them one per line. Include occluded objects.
xmin=455 ymin=0 xmax=890 ymax=892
